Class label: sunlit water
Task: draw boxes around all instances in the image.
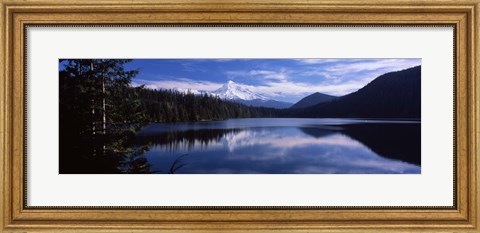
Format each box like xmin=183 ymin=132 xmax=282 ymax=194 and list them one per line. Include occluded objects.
xmin=133 ymin=118 xmax=421 ymax=174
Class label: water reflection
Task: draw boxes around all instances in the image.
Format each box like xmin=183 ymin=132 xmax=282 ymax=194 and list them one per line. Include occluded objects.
xmin=132 ymin=119 xmax=421 ymax=174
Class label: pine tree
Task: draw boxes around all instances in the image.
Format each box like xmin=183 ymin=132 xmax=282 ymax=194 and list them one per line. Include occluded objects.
xmin=59 ymin=59 xmax=149 ymax=174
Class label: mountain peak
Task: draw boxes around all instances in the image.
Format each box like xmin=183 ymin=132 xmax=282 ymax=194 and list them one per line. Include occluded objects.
xmin=290 ymin=92 xmax=337 ymax=109
xmin=225 ymin=80 xmax=236 ymax=88
xmin=213 ymin=80 xmax=268 ymax=101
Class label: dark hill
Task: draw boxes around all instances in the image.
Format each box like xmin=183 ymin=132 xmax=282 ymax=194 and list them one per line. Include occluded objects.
xmin=301 ymin=65 xmax=421 ymax=118
xmin=290 ymin=92 xmax=336 ymax=109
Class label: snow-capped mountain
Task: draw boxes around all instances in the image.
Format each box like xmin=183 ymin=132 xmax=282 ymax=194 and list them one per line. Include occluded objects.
xmin=165 ymin=80 xmax=292 ymax=109
xmin=211 ymin=80 xmax=268 ymax=101
xmin=211 ymin=80 xmax=293 ymax=109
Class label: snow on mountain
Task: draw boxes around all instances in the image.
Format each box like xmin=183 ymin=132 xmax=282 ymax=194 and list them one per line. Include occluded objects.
xmin=209 ymin=80 xmax=293 ymax=109
xmin=173 ymin=88 xmax=207 ymax=95
xmin=211 ymin=80 xmax=268 ymax=101
xmin=170 ymin=80 xmax=292 ymax=109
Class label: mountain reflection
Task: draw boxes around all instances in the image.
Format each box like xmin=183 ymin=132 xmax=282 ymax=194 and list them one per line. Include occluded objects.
xmin=135 ymin=128 xmax=243 ymax=151
xmin=133 ymin=120 xmax=421 ymax=174
xmin=299 ymin=124 xmax=421 ymax=166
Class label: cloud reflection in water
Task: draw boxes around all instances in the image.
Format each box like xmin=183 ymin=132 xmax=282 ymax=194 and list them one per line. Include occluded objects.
xmin=134 ymin=119 xmax=421 ymax=174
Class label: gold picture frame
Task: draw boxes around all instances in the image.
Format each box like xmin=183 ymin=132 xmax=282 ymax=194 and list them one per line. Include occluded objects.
xmin=1 ymin=0 xmax=479 ymax=232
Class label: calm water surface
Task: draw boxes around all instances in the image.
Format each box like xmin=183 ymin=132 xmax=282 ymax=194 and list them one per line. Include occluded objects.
xmin=134 ymin=118 xmax=421 ymax=174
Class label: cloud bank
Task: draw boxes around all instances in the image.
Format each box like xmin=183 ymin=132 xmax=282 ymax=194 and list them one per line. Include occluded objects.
xmin=132 ymin=58 xmax=421 ymax=102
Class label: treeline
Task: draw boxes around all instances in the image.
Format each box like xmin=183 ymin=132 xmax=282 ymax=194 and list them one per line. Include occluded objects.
xmin=138 ymin=88 xmax=280 ymax=122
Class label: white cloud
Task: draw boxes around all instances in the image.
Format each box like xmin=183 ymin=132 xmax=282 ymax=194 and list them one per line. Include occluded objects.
xmin=324 ymin=59 xmax=421 ymax=74
xmin=299 ymin=59 xmax=420 ymax=77
xmin=226 ymin=68 xmax=290 ymax=82
xmin=249 ymin=69 xmax=288 ymax=81
xmin=223 ymin=59 xmax=421 ymax=97
xmin=283 ymin=59 xmax=421 ymax=96
xmin=133 ymin=59 xmax=421 ymax=101
xmin=300 ymin=70 xmax=337 ymax=79
xmin=250 ymin=78 xmax=372 ymax=97
xmin=132 ymin=78 xmax=223 ymax=92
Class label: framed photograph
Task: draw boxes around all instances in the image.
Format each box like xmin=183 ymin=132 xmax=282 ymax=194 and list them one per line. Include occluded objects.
xmin=1 ymin=0 xmax=479 ymax=232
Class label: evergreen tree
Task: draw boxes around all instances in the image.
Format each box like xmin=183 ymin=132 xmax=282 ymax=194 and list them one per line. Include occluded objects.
xmin=59 ymin=59 xmax=150 ymax=174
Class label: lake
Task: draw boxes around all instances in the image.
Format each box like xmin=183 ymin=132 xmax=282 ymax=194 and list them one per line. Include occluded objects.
xmin=131 ymin=118 xmax=421 ymax=174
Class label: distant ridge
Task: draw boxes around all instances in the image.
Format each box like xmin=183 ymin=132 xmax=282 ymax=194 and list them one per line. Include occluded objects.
xmin=290 ymin=92 xmax=336 ymax=109
xmin=295 ymin=65 xmax=421 ymax=118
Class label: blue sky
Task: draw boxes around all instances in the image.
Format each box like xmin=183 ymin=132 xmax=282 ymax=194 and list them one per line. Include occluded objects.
xmin=125 ymin=58 xmax=421 ymax=103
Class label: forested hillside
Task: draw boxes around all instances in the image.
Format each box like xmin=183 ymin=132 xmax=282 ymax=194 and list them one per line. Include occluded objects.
xmin=286 ymin=66 xmax=421 ymax=118
xmin=138 ymin=88 xmax=279 ymax=122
